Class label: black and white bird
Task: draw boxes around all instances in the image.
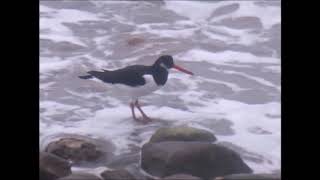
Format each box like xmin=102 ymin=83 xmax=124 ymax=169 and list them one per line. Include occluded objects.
xmin=79 ymin=55 xmax=194 ymax=123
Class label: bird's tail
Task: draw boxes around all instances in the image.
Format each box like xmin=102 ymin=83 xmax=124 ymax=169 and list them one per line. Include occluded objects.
xmin=79 ymin=70 xmax=110 ymax=80
xmin=78 ymin=74 xmax=93 ymax=79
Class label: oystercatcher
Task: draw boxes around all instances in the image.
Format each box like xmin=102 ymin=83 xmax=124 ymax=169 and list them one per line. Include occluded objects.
xmin=79 ymin=55 xmax=193 ymax=123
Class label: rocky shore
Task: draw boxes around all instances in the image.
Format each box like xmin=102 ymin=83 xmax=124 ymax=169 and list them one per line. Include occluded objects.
xmin=40 ymin=126 xmax=280 ymax=180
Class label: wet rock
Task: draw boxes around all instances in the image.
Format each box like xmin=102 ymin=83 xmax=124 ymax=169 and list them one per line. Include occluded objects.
xmin=209 ymin=3 xmax=240 ymax=20
xmin=217 ymin=16 xmax=263 ymax=29
xmin=57 ymin=172 xmax=101 ymax=180
xmin=125 ymin=164 xmax=151 ymax=180
xmin=141 ymin=141 xmax=252 ymax=179
xmin=149 ymin=126 xmax=217 ymax=143
xmin=101 ymin=169 xmax=136 ymax=180
xmin=40 ymin=152 xmax=72 ymax=180
xmin=45 ymin=136 xmax=114 ymax=165
xmin=106 ymin=152 xmax=140 ymax=169
xmin=214 ymin=173 xmax=281 ymax=180
xmin=162 ymin=174 xmax=202 ymax=180
xmin=216 ymin=141 xmax=265 ymax=164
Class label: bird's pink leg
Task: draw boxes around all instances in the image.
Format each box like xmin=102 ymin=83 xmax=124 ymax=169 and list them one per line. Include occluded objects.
xmin=135 ymin=100 xmax=152 ymax=123
xmin=130 ymin=101 xmax=138 ymax=121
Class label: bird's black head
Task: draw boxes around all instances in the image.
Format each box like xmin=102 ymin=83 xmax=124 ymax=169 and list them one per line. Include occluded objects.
xmin=153 ymin=55 xmax=194 ymax=75
xmin=154 ymin=55 xmax=174 ymax=69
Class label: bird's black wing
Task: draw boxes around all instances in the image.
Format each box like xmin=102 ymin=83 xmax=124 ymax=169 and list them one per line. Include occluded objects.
xmin=86 ymin=65 xmax=152 ymax=87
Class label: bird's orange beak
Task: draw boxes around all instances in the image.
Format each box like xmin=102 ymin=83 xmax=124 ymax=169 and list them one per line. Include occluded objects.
xmin=173 ymin=65 xmax=194 ymax=75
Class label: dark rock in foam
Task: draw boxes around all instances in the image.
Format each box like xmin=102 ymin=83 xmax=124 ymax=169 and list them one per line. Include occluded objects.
xmin=40 ymin=152 xmax=72 ymax=180
xmin=141 ymin=141 xmax=252 ymax=179
xmin=100 ymin=169 xmax=137 ymax=180
xmin=45 ymin=135 xmax=115 ymax=165
xmin=149 ymin=126 xmax=217 ymax=143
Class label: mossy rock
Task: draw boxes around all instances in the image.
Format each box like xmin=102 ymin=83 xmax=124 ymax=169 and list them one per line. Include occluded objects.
xmin=149 ymin=126 xmax=217 ymax=143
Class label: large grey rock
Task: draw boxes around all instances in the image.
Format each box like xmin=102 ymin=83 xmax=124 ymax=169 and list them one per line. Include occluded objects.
xmin=40 ymin=152 xmax=72 ymax=180
xmin=106 ymin=152 xmax=140 ymax=169
xmin=149 ymin=126 xmax=217 ymax=143
xmin=125 ymin=164 xmax=151 ymax=180
xmin=101 ymin=169 xmax=137 ymax=180
xmin=217 ymin=142 xmax=265 ymax=164
xmin=141 ymin=141 xmax=252 ymax=179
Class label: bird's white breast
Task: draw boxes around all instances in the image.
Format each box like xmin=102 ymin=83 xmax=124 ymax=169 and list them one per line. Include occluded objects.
xmin=113 ymin=75 xmax=162 ymax=100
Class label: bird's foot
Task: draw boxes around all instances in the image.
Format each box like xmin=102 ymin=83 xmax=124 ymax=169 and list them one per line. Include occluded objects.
xmin=132 ymin=117 xmax=140 ymax=122
xmin=132 ymin=116 xmax=151 ymax=124
xmin=141 ymin=116 xmax=152 ymax=124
